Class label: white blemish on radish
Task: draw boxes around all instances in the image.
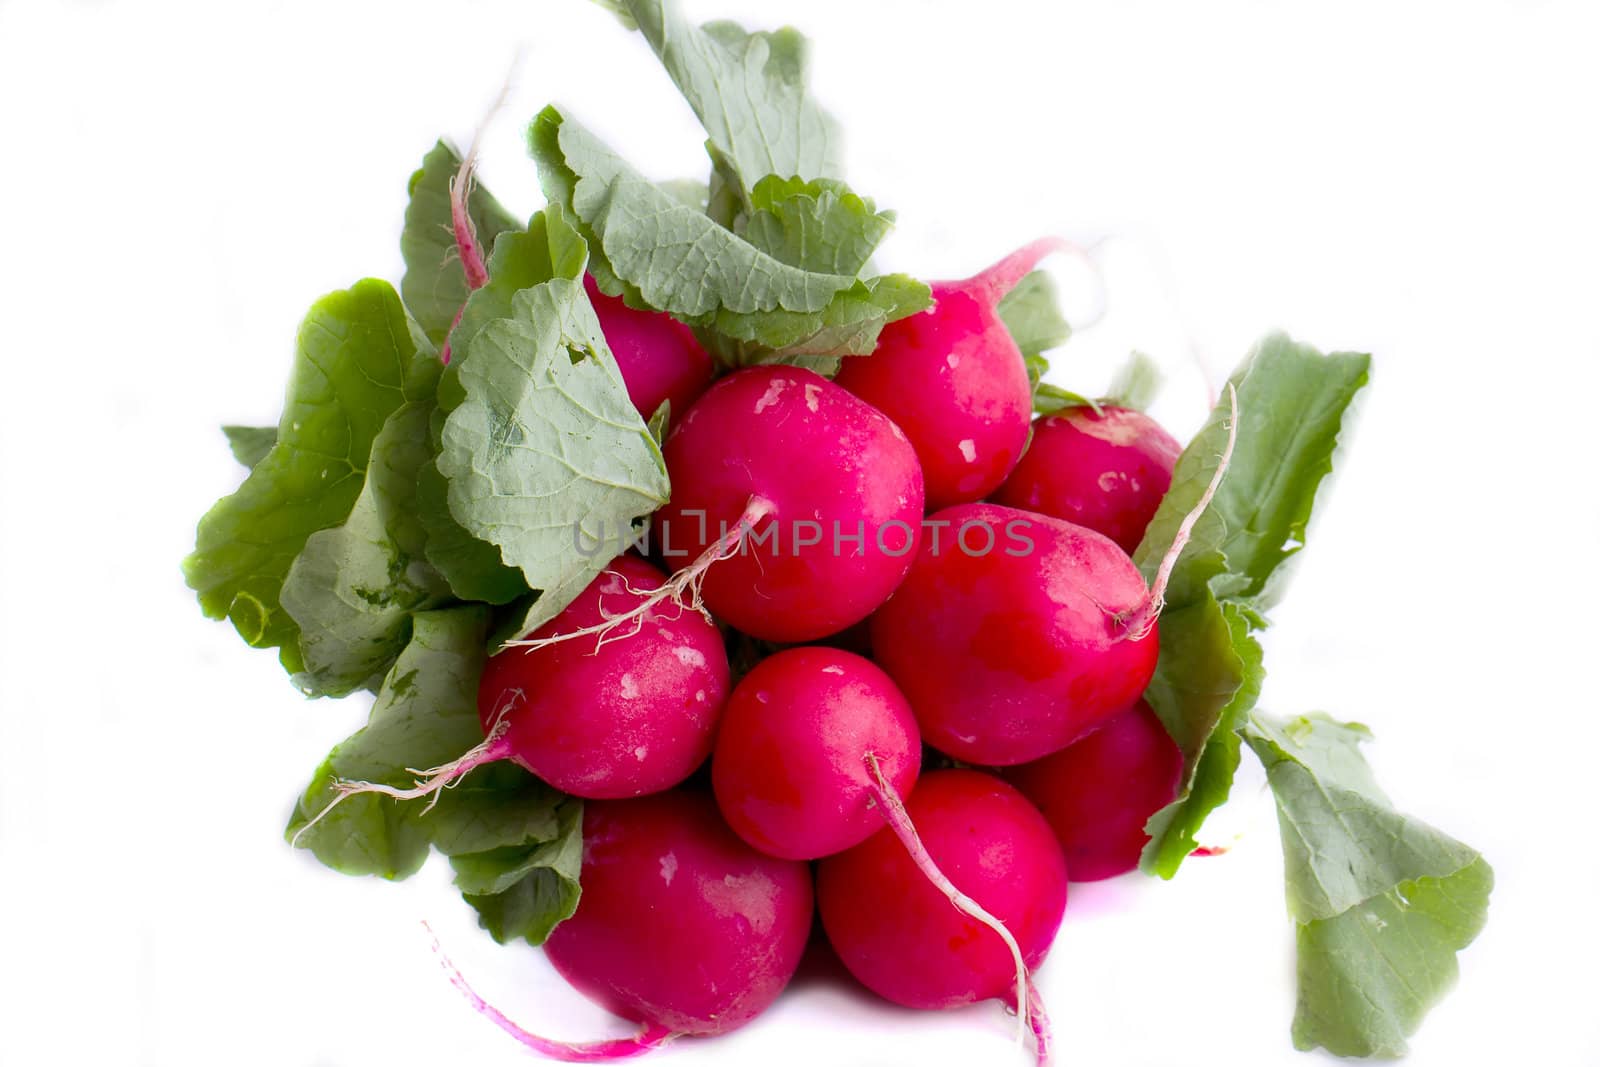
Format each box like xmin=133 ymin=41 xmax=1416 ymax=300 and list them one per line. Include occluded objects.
xmin=703 ymin=872 xmax=778 ymax=932
xmin=754 ymin=690 xmax=769 ymax=704
xmin=660 ymin=852 xmax=678 ymax=885
xmin=634 ymin=745 xmax=649 ymax=761
xmin=619 ymin=673 xmax=640 ymax=699
xmin=821 ymin=665 xmax=845 ymax=676
xmin=674 ymin=646 xmax=707 ymax=669
xmin=804 ymin=383 xmax=822 ymax=412
xmin=958 ymin=439 xmax=977 ymax=463
xmin=947 ymin=353 xmax=960 ymax=369
xmin=754 ymin=379 xmax=789 ymax=413
xmin=889 ymin=422 xmax=908 ymax=442
xmin=1097 ymin=471 xmax=1127 ymax=492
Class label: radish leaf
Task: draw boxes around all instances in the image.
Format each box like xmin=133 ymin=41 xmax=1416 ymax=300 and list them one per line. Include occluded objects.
xmin=1135 ymin=334 xmax=1370 ymax=876
xmin=184 ymin=280 xmax=434 ymax=675
xmin=221 ymin=425 xmax=277 ymax=469
xmin=436 ymin=209 xmax=670 ymax=640
xmin=284 ymin=606 xmax=491 ymax=879
xmin=619 ymin=0 xmax=842 ymax=200
xmin=1244 ymin=713 xmax=1492 ymax=1057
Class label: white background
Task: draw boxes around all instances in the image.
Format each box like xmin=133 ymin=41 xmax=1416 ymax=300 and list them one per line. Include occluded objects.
xmin=2 ymin=1 xmax=1596 ymax=1064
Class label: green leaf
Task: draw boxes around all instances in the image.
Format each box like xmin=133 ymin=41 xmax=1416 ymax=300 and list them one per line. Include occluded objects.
xmin=280 ymin=398 xmax=452 ymax=697
xmin=1138 ymin=598 xmax=1262 ymax=876
xmin=436 ymin=209 xmax=671 ymax=638
xmin=619 ymin=0 xmax=842 ymax=198
xmin=1244 ymin=713 xmax=1492 ymax=1057
xmin=530 ymin=108 xmax=929 ymax=367
xmin=1136 ymin=335 xmax=1372 ymax=612
xmin=455 ymin=799 xmax=584 ymax=946
xmin=184 ymin=280 xmax=434 ymax=674
xmin=422 ymin=763 xmax=569 ymax=857
xmin=646 ymin=400 xmax=671 ymax=446
xmin=1105 ymin=351 xmax=1163 ymax=412
xmin=999 ymin=270 xmax=1071 ymax=361
xmin=411 ymin=212 xmax=597 ymax=610
xmin=702 ymin=272 xmax=932 ymax=373
xmin=416 ymin=457 xmax=529 ymax=605
xmin=221 ymin=425 xmax=277 ymax=469
xmin=531 ymin=107 xmax=858 ymax=317
xmin=400 ymin=141 xmax=520 ymax=346
xmin=738 ymin=175 xmax=894 ymax=276
xmin=284 ymin=606 xmax=490 ymax=879
xmin=1032 ymin=382 xmax=1101 ymax=417
xmin=1134 ymin=334 xmax=1370 ymax=876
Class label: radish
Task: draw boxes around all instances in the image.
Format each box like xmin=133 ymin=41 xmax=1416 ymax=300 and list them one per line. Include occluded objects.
xmin=646 ymin=365 xmax=925 ymax=643
xmin=711 ymin=647 xmax=921 ymax=860
xmin=297 ymin=555 xmax=728 ymax=828
xmin=995 ymin=405 xmax=1182 ymax=556
xmin=1005 ymin=700 xmax=1183 ymax=881
xmin=584 ymin=275 xmax=713 ymax=423
xmin=432 ymin=790 xmax=813 ymax=1059
xmin=871 ymin=387 xmax=1236 ymax=766
xmin=817 ymin=770 xmax=1068 ymax=1018
xmin=870 ymin=502 xmax=1161 ymax=767
xmin=834 ymin=238 xmax=1067 ymax=509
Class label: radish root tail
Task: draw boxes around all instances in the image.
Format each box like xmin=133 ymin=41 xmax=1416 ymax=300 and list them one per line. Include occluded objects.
xmin=963 ymin=236 xmax=1073 ymax=303
xmin=862 ymin=752 xmax=1035 ymax=1051
xmin=439 ymin=61 xmax=520 ymax=363
xmin=1026 ymin=980 xmax=1055 ymax=1067
xmin=289 ymin=718 xmax=515 ymax=848
xmin=505 ymin=495 xmax=777 ymax=654
xmin=424 ymin=921 xmax=678 ymax=1062
xmin=1117 ymin=381 xmax=1240 ymax=641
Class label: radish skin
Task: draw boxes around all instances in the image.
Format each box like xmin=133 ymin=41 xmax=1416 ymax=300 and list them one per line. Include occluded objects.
xmin=835 ymin=239 xmax=1067 ymax=508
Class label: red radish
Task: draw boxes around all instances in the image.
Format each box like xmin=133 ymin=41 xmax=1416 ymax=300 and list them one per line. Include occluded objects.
xmin=872 ymin=387 xmax=1237 ymax=766
xmin=834 ymin=238 xmax=1066 ymax=509
xmin=584 ymin=275 xmax=713 ymax=422
xmin=294 ymin=556 xmax=728 ymax=831
xmin=711 ymin=647 xmax=921 ymax=860
xmin=995 ymin=406 xmax=1182 ymax=555
xmin=646 ymin=365 xmax=925 ymax=643
xmin=871 ymin=502 xmax=1160 ymax=767
xmin=432 ymin=791 xmax=813 ymax=1060
xmin=817 ymin=770 xmax=1068 ymax=1014
xmin=474 ymin=554 xmax=729 ymax=798
xmin=1005 ymin=700 xmax=1183 ymax=881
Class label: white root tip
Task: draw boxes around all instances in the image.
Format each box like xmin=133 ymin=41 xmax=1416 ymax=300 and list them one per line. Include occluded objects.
xmin=863 ymin=754 xmax=1036 ymax=1053
xmin=505 ymin=495 xmax=776 ymax=655
xmin=289 ymin=723 xmax=514 ymax=849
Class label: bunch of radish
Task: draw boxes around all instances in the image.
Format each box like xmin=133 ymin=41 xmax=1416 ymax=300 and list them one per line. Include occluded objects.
xmin=187 ymin=1 xmax=1489 ymax=1062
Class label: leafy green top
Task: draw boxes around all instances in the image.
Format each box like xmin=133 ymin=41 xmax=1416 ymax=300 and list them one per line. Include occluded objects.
xmin=1244 ymin=714 xmax=1492 ymax=1057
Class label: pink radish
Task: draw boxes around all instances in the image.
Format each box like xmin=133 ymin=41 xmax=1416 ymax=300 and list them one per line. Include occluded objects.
xmin=647 ymin=366 xmax=925 ymax=643
xmin=817 ymin=770 xmax=1068 ymax=1015
xmin=870 ymin=502 xmax=1161 ymax=767
xmin=1005 ymin=699 xmax=1183 ymax=881
xmin=711 ymin=647 xmax=921 ymax=861
xmin=432 ymin=790 xmax=813 ymax=1060
xmin=872 ymin=386 xmax=1237 ymax=766
xmin=295 ymin=555 xmax=728 ymax=831
xmin=584 ymin=275 xmax=713 ymax=423
xmin=995 ymin=406 xmax=1182 ymax=556
xmin=834 ymin=238 xmax=1066 ymax=509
